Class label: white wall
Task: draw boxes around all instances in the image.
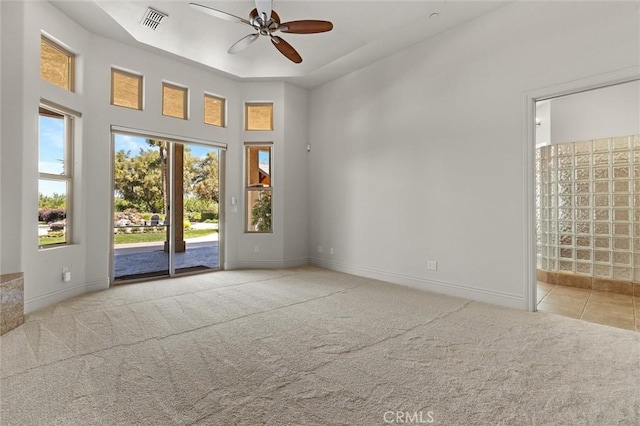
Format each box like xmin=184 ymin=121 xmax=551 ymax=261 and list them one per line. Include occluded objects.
xmin=283 ymin=84 xmax=310 ymax=264
xmin=308 ymin=1 xmax=640 ymax=308
xmin=549 ymin=79 xmax=640 ymax=144
xmin=1 ymin=0 xmax=310 ymax=313
xmin=1 ymin=1 xmax=24 ymax=276
xmin=0 ymin=1 xmax=89 ymax=311
xmin=0 ymin=0 xmax=5 ymax=274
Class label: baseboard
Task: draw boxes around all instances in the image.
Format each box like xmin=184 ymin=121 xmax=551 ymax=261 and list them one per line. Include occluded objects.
xmin=225 ymin=257 xmax=309 ymax=270
xmin=24 ymin=278 xmax=110 ymax=314
xmin=87 ymin=278 xmax=110 ymax=292
xmin=310 ymin=257 xmax=525 ymax=310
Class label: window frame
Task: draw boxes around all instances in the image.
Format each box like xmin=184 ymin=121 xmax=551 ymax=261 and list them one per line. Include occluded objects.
xmin=245 ymin=142 xmax=273 ymax=233
xmin=110 ymin=68 xmax=144 ymax=111
xmin=38 ymin=104 xmax=75 ymax=249
xmin=162 ymin=82 xmax=189 ymax=120
xmin=204 ymin=93 xmax=226 ymax=127
xmin=245 ymin=102 xmax=274 ymax=131
xmin=40 ymin=35 xmax=75 ymax=92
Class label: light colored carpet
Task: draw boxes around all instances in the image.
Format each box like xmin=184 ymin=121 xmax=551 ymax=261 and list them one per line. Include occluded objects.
xmin=1 ymin=266 xmax=639 ymax=425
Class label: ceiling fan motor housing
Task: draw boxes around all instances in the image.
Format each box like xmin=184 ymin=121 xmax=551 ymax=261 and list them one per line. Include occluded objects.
xmin=250 ymin=9 xmax=280 ymax=36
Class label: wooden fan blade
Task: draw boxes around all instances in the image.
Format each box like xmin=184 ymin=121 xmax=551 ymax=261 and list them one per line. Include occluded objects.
xmin=270 ymin=36 xmax=302 ymax=63
xmin=189 ymin=3 xmax=252 ymax=26
xmin=279 ymin=20 xmax=333 ymax=34
xmin=228 ymin=33 xmax=259 ymax=54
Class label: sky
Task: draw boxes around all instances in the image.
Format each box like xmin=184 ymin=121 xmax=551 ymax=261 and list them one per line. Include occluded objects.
xmin=39 ymin=115 xmax=66 ymax=197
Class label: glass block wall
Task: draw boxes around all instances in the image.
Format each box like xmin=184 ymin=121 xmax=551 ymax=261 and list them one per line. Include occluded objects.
xmin=536 ymin=135 xmax=640 ymax=281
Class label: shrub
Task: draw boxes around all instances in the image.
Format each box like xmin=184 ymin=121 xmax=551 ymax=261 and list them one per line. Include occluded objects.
xmin=114 ymin=197 xmax=141 ymax=212
xmin=45 ymin=231 xmax=65 ymax=238
xmin=187 ymin=211 xmax=202 ymax=222
xmin=201 ymin=211 xmax=218 ymax=221
xmin=39 ymin=208 xmax=66 ymax=223
xmin=183 ymin=220 xmax=191 ymax=230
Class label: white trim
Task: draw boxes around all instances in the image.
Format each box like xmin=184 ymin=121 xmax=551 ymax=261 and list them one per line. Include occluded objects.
xmin=311 ymin=258 xmax=525 ymax=310
xmin=522 ymin=66 xmax=640 ymax=313
xmin=86 ymin=279 xmax=109 ymax=292
xmin=40 ymin=98 xmax=81 ymax=118
xmin=24 ymin=279 xmax=108 ymax=314
xmin=110 ymin=125 xmax=227 ymax=150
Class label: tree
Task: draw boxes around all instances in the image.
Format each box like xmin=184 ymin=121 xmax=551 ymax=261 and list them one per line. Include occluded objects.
xmin=113 ymin=147 xmax=165 ymax=212
xmin=38 ymin=193 xmax=66 ymax=209
xmin=147 ymin=139 xmax=169 ymax=215
xmin=113 ymin=142 xmax=219 ymax=215
xmin=251 ymin=191 xmax=272 ymax=232
xmin=192 ymin=151 xmax=220 ymax=204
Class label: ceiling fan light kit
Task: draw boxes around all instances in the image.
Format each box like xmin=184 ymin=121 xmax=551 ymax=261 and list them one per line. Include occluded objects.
xmin=189 ymin=1 xmax=333 ymax=63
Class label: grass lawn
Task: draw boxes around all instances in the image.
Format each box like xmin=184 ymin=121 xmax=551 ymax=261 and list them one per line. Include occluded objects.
xmin=38 ymin=229 xmax=217 ymax=246
xmin=39 ymin=237 xmax=66 ymax=247
xmin=115 ymin=229 xmax=216 ymax=244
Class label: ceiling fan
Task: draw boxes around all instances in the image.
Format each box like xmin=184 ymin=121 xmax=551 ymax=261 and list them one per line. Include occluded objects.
xmin=189 ymin=1 xmax=333 ymax=63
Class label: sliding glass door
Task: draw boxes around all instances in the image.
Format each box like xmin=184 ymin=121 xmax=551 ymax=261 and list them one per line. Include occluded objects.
xmin=175 ymin=143 xmax=221 ymax=275
xmin=112 ymin=132 xmax=222 ymax=282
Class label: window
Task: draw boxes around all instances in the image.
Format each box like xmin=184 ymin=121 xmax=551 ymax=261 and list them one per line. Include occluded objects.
xmin=163 ymin=82 xmax=188 ymax=119
xmin=246 ymin=144 xmax=272 ymax=233
xmin=245 ymin=103 xmax=273 ymax=131
xmin=204 ymin=94 xmax=226 ymax=127
xmin=111 ymin=68 xmax=143 ymax=110
xmin=40 ymin=36 xmax=75 ymax=92
xmin=38 ymin=106 xmax=74 ymax=247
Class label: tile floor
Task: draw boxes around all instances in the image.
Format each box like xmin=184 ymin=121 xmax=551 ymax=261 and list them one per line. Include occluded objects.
xmin=537 ymin=282 xmax=639 ymax=332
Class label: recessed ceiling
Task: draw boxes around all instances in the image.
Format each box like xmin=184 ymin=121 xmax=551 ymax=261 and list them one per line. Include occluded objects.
xmin=51 ymin=0 xmax=510 ymax=88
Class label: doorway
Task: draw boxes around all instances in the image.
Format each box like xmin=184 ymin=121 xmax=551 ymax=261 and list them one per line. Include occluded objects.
xmin=111 ymin=131 xmax=224 ymax=282
xmin=532 ymin=79 xmax=639 ymax=331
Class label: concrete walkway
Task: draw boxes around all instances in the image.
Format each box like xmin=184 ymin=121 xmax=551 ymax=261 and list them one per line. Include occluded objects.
xmin=114 ymin=231 xmax=219 ymax=279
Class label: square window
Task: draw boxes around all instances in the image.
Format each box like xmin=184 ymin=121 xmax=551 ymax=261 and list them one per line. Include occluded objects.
xmin=40 ymin=36 xmax=74 ymax=92
xmin=245 ymin=103 xmax=273 ymax=131
xmin=163 ymin=83 xmax=188 ymax=119
xmin=204 ymin=94 xmax=226 ymax=127
xmin=111 ymin=68 xmax=143 ymax=110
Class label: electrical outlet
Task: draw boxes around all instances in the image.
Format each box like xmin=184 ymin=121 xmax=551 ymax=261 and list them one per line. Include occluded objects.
xmin=330 ymin=248 xmax=334 ymax=255
xmin=317 ymin=246 xmax=323 ymax=253
xmin=254 ymin=245 xmax=259 ymax=253
xmin=427 ymin=261 xmax=438 ymax=271
xmin=62 ymin=267 xmax=71 ymax=282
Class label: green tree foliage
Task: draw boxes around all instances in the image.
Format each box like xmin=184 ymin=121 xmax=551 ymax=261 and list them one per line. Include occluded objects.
xmin=114 ymin=147 xmax=165 ymax=212
xmin=183 ymin=197 xmax=217 ymax=213
xmin=251 ymin=191 xmax=272 ymax=232
xmin=192 ymin=151 xmax=219 ymax=203
xmin=38 ymin=192 xmax=66 ymax=209
xmin=113 ymin=141 xmax=219 ymax=215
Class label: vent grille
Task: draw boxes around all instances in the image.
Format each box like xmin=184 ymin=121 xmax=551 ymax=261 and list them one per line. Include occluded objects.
xmin=141 ymin=8 xmax=168 ymax=30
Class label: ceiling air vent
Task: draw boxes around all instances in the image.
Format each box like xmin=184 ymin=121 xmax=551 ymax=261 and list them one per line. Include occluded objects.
xmin=141 ymin=8 xmax=168 ymax=30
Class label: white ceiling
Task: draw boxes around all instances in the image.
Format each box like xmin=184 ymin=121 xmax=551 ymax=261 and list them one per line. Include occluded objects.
xmin=51 ymin=0 xmax=510 ymax=88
